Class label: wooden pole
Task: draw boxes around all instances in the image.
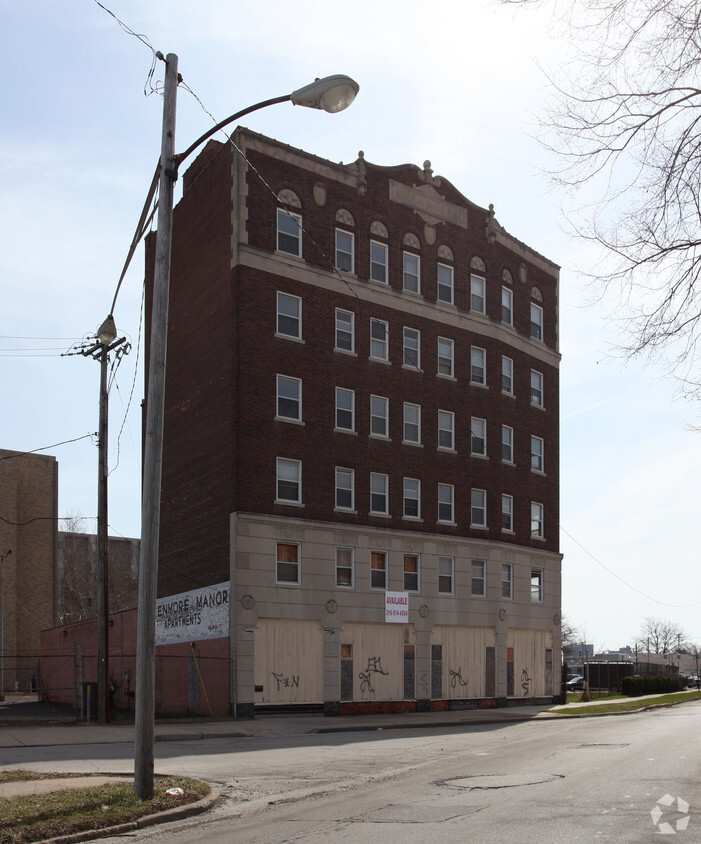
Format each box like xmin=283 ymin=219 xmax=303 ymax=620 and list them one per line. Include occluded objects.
xmin=134 ymin=52 xmax=179 ymax=800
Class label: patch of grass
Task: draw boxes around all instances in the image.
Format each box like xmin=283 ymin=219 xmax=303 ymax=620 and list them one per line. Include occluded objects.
xmin=0 ymin=773 xmax=210 ymax=844
xmin=553 ymin=689 xmax=701 ymax=716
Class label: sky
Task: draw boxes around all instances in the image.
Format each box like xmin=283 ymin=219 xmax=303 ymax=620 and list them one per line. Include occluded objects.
xmin=2 ymin=0 xmax=700 ymax=652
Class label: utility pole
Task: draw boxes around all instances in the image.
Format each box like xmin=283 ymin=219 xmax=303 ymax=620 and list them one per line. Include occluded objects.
xmin=135 ymin=51 xmax=179 ymax=801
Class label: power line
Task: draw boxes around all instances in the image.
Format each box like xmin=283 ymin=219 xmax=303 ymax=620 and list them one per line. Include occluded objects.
xmin=0 ymin=434 xmax=96 ymax=462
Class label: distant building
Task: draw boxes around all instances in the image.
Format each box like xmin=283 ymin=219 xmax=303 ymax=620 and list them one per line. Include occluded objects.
xmin=141 ymin=128 xmax=563 ymax=716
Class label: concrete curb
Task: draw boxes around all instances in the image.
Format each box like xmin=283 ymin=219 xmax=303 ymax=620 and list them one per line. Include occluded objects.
xmin=33 ymin=785 xmax=220 ymax=844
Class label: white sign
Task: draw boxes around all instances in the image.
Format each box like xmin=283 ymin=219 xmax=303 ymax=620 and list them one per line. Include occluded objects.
xmin=385 ymin=591 xmax=409 ymax=623
xmin=156 ymin=581 xmax=230 ymax=645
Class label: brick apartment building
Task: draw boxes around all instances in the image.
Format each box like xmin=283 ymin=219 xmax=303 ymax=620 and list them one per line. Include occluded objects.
xmin=146 ymin=128 xmax=562 ymax=716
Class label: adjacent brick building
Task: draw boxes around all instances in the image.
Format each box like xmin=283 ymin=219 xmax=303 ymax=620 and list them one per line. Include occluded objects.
xmin=147 ymin=128 xmax=562 ymax=715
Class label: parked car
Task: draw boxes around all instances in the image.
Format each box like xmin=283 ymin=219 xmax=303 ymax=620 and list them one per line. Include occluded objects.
xmin=565 ymin=675 xmax=585 ymax=691
xmin=686 ymin=675 xmax=700 ymax=688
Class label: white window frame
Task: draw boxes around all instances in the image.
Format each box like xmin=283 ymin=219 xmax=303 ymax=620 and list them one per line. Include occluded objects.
xmin=501 ymin=286 xmax=513 ymax=325
xmin=531 ymin=370 xmax=544 ymax=407
xmin=335 ymin=387 xmax=355 ymax=431
xmin=471 ymin=488 xmax=487 ymax=527
xmin=502 ymin=355 xmax=513 ymax=395
xmin=471 ymin=559 xmax=487 ymax=597
xmin=335 ymin=467 xmax=355 ymax=511
xmin=470 ymin=274 xmax=486 ymax=314
xmin=370 ymin=318 xmax=389 ymax=361
xmin=531 ymin=502 xmax=544 ymax=539
xmin=276 ymin=291 xmax=301 ymax=339
xmin=438 ymin=556 xmax=454 ymax=595
xmin=438 ymin=410 xmax=455 ymax=450
xmin=530 ymin=302 xmax=544 ymax=341
xmin=335 ymin=309 xmax=355 ymax=352
xmin=370 ymin=240 xmax=388 ymax=284
xmin=501 ymin=493 xmax=514 ymax=532
xmin=370 ymin=395 xmax=389 ymax=438
xmin=531 ymin=568 xmax=544 ymax=603
xmin=277 ymin=208 xmax=302 ymax=256
xmin=403 ymin=477 xmax=421 ymax=519
xmin=501 ymin=562 xmax=514 ymax=600
xmin=438 ymin=337 xmax=454 ymax=377
xmin=336 ymin=547 xmax=354 ymax=588
xmin=531 ymin=436 xmax=544 ymax=473
xmin=471 ymin=346 xmax=486 ymax=385
xmin=276 ymin=457 xmax=301 ymax=504
xmin=335 ymin=228 xmax=354 ymax=273
xmin=276 ymin=541 xmax=301 ymax=585
xmin=371 ymin=550 xmax=387 ymax=589
xmin=370 ymin=473 xmax=389 ymax=515
xmin=276 ymin=374 xmax=301 ymax=421
xmin=403 ymin=252 xmax=420 ymax=293
xmin=403 ymin=553 xmax=420 ymax=591
xmin=403 ymin=327 xmax=421 ymax=369
xmin=471 ymin=417 xmax=487 ymax=457
xmin=437 ymin=263 xmax=454 ymax=304
xmin=403 ymin=402 xmax=421 ymax=444
xmin=502 ymin=425 xmax=513 ymax=463
xmin=438 ymin=483 xmax=454 ymax=524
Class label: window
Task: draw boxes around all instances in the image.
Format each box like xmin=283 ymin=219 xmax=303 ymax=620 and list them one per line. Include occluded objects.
xmin=437 ymin=263 xmax=454 ymax=304
xmin=335 ymin=467 xmax=354 ymax=510
xmin=531 ymin=502 xmax=544 ymax=539
xmin=471 ymin=560 xmax=486 ymax=597
xmin=531 ymin=436 xmax=544 ymax=472
xmin=471 ymin=346 xmax=486 ymax=385
xmin=471 ymin=417 xmax=486 ymax=456
xmin=404 ymin=554 xmax=420 ymax=591
xmin=403 ymin=327 xmax=420 ymax=368
xmin=403 ymin=478 xmax=420 ymax=518
xmin=531 ymin=370 xmax=543 ymax=407
xmin=276 ymin=458 xmax=301 ymax=503
xmin=276 ymin=292 xmax=301 ymax=339
xmin=438 ymin=337 xmax=454 ymax=377
xmin=370 ymin=318 xmax=388 ymax=361
xmin=471 ymin=488 xmax=487 ymax=527
xmin=335 ymin=387 xmax=355 ymax=431
xmin=502 ymin=286 xmax=513 ymax=324
xmin=276 ymin=375 xmax=301 ymax=421
xmin=501 ymin=426 xmax=513 ymax=463
xmin=371 ymin=550 xmax=387 ymax=588
xmin=403 ymin=403 xmax=421 ymax=444
xmin=277 ymin=542 xmax=300 ymax=584
xmin=470 ymin=274 xmax=486 ymax=313
xmin=502 ymin=356 xmax=513 ymax=394
xmin=370 ymin=395 xmax=389 ymax=438
xmin=531 ymin=568 xmax=544 ymax=602
xmin=277 ymin=209 xmax=301 ymax=256
xmin=370 ymin=240 xmax=388 ymax=284
xmin=370 ymin=473 xmax=388 ymax=514
xmin=335 ymin=309 xmax=354 ymax=352
xmin=438 ymin=410 xmax=455 ymax=450
xmin=501 ymin=494 xmax=514 ymax=532
xmin=403 ymin=252 xmax=420 ymax=293
xmin=438 ymin=484 xmax=454 ymax=523
xmin=335 ymin=229 xmax=354 ymax=272
xmin=530 ymin=303 xmax=543 ymax=340
xmin=501 ymin=563 xmax=513 ymax=599
xmin=336 ymin=547 xmax=354 ymax=588
xmin=438 ymin=556 xmax=454 ymax=594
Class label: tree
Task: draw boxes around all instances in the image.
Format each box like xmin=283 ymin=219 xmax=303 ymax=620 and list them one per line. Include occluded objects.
xmin=57 ymin=510 xmax=95 ymax=625
xmin=634 ymin=616 xmax=687 ymax=653
xmin=502 ymin=0 xmax=701 ymax=393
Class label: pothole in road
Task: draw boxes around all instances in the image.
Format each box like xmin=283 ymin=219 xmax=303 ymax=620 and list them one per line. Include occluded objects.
xmin=574 ymin=743 xmax=629 ymax=749
xmin=438 ymin=773 xmax=564 ymax=790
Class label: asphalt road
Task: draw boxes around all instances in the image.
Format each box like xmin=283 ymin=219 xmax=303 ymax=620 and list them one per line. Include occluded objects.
xmin=4 ymin=702 xmax=701 ymax=842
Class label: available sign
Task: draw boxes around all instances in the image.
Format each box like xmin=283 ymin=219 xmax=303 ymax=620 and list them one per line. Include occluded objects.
xmin=156 ymin=581 xmax=230 ymax=645
xmin=385 ymin=591 xmax=409 ymax=623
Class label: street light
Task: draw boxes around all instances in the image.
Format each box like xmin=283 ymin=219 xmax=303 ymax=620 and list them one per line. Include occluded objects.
xmin=135 ymin=56 xmax=359 ymax=799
